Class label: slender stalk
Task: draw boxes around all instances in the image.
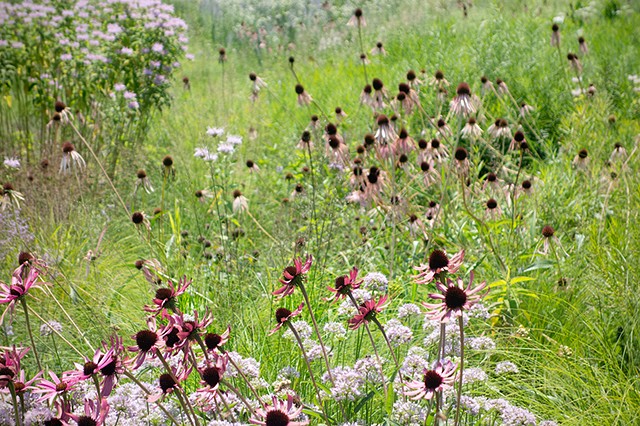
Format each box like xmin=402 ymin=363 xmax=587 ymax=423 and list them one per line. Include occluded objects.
xmin=20 ymin=298 xmax=41 ymax=371
xmin=222 ymin=350 xmax=267 ymax=410
xmin=454 ymin=315 xmax=464 ymax=426
xmin=69 ymin=122 xmax=129 ymax=217
xmin=549 ymin=239 xmax=565 ymax=285
xmin=156 ymin=351 xmax=199 ymax=426
xmin=219 ymin=378 xmax=258 ymax=416
xmin=509 ymin=150 xmax=524 ymax=247
xmin=8 ymin=382 xmax=22 ymax=426
xmin=286 ymin=322 xmax=329 ymax=422
xmin=357 ymin=23 xmax=368 ymax=85
xmin=26 ymin=306 xmax=84 ymax=357
xmin=123 ymin=370 xmax=181 ymax=426
xmin=299 ymin=283 xmax=334 ymax=385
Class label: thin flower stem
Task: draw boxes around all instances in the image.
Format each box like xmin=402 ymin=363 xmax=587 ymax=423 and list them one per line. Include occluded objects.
xmin=357 ymin=23 xmax=368 ymax=85
xmin=549 ymin=239 xmax=565 ymax=284
xmin=19 ymin=298 xmax=41 ymax=371
xmin=8 ymin=382 xmax=22 ymax=426
xmin=156 ymin=351 xmax=199 ymax=426
xmin=222 ymin=350 xmax=267 ymax=410
xmin=454 ymin=315 xmax=464 ymax=426
xmin=41 ymin=285 xmax=95 ymax=351
xmin=299 ymin=283 xmax=334 ymax=385
xmin=286 ymin=322 xmax=329 ymax=422
xmin=246 ymin=210 xmax=278 ymax=244
xmin=306 ymin=142 xmax=320 ymax=255
xmin=123 ymin=370 xmax=181 ymax=426
xmin=26 ymin=306 xmax=84 ymax=357
xmin=92 ymin=375 xmax=103 ymax=400
xmin=509 ymin=150 xmax=524 ymax=247
xmin=69 ymin=121 xmax=129 ymax=217
xmin=220 ymin=378 xmax=258 ymax=416
xmin=459 ymin=177 xmax=507 ymax=271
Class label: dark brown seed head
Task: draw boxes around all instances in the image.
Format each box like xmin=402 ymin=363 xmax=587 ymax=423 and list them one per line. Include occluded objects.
xmin=487 ymin=172 xmax=497 ymax=182
xmin=390 ymin=114 xmax=398 ymax=122
xmin=608 ymin=115 xmax=616 ymax=124
xmin=409 ymin=214 xmax=418 ymax=222
xmin=578 ymin=36 xmax=585 ymax=44
xmin=18 ymin=252 xmax=34 ymax=266
xmin=275 ymin=307 xmax=292 ymax=323
xmin=428 ymin=249 xmax=449 ymax=270
xmin=430 ymin=139 xmax=440 ymax=149
xmin=301 ymin=131 xmax=311 ymax=143
xmin=496 ymin=78 xmax=504 ymax=86
xmin=363 ymin=84 xmax=372 ymax=94
xmin=481 ymin=75 xmax=488 ymax=84
xmin=578 ymin=149 xmax=588 ymax=159
xmin=456 ymin=82 xmax=471 ymax=96
xmin=567 ymin=53 xmax=575 ymax=61
xmin=399 ymin=154 xmax=408 ymax=164
xmin=437 ymin=118 xmax=446 ymax=128
xmin=233 ymin=189 xmax=242 ymax=198
xmin=335 ymin=107 xmax=342 ymax=114
xmin=285 ymin=173 xmax=294 ymax=181
xmin=418 ymin=139 xmax=428 ymax=149
xmin=134 ymin=259 xmax=144 ymax=270
xmin=542 ymin=225 xmax=555 ymax=238
xmin=54 ymin=100 xmax=66 ymax=112
xmin=396 ymin=92 xmax=406 ymax=101
xmin=44 ymin=419 xmax=64 ymax=426
xmin=434 ymin=70 xmax=444 ymax=80
xmin=376 ymin=41 xmax=383 ymax=48
xmin=486 ymin=198 xmax=498 ymax=209
xmin=407 ymin=70 xmax=416 ymax=81
xmin=372 ymin=78 xmax=384 ymax=91
xmin=444 ymin=286 xmax=467 ymax=310
xmin=328 ymin=136 xmax=340 ymax=149
xmin=467 ymin=117 xmax=476 ymax=125
xmin=265 ymin=410 xmax=290 ymax=426
xmin=429 ymin=201 xmax=437 ymax=208
xmin=135 ymin=330 xmax=158 ymax=352
xmin=514 ymin=131 xmax=525 ymax=142
xmin=454 ymin=147 xmax=468 ymax=161
xmin=552 ymin=23 xmax=559 ymax=32
xmin=295 ymin=84 xmax=304 ymax=95
xmin=398 ymin=128 xmax=408 ymax=139
xmin=311 ymin=115 xmax=318 ymax=122
xmin=420 ymin=161 xmax=431 ymax=172
xmin=159 ymin=373 xmax=176 ymax=393
xmin=398 ymin=83 xmax=410 ymax=94
xmin=83 ymin=361 xmax=98 ymax=376
xmin=325 ymin=123 xmax=337 ymax=135
xmin=356 ymin=145 xmax=365 ymax=154
xmin=289 ymin=56 xmax=295 ymax=64
xmin=354 ymin=8 xmax=363 ymax=17
xmin=162 ymin=155 xmax=173 ymax=167
xmin=498 ymin=118 xmax=508 ymax=128
xmin=76 ymin=417 xmax=97 ymax=426
xmin=522 ymin=180 xmax=532 ymax=190
xmin=377 ymin=114 xmax=389 ymax=126
xmin=364 ymin=133 xmax=375 ymax=145
xmin=249 ymin=72 xmax=257 ymax=81
xmin=295 ymin=183 xmax=303 ymax=193
xmin=201 ymin=366 xmax=221 ymax=388
xmin=246 ymin=160 xmax=255 ymax=168
xmin=131 ymin=212 xmax=144 ymax=224
xmin=41 ymin=159 xmax=50 ymax=169
xmin=137 ymin=169 xmax=147 ymax=179
xmin=183 ymin=76 xmax=189 ymax=84
xmin=204 ymin=333 xmax=223 ymax=350
xmin=62 ymin=142 xmax=75 ymax=153
xmin=219 ymin=47 xmax=226 ymax=56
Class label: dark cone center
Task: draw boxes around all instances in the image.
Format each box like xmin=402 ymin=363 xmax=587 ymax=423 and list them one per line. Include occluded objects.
xmin=424 ymin=370 xmax=444 ymax=390
xmin=444 ymin=286 xmax=467 ymax=310
xmin=202 ymin=367 xmax=221 ymax=388
xmin=428 ymin=250 xmax=449 ymax=271
xmin=135 ymin=330 xmax=158 ymax=352
xmin=275 ymin=308 xmax=292 ymax=323
xmin=83 ymin=362 xmax=98 ymax=376
xmin=77 ymin=417 xmax=97 ymax=426
xmin=265 ymin=410 xmax=291 ymax=426
xmin=205 ymin=333 xmax=223 ymax=350
xmin=159 ymin=373 xmax=177 ymax=393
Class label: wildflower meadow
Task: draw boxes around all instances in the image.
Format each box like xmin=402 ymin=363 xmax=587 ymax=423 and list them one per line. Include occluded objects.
xmin=1 ymin=0 xmax=639 ymax=425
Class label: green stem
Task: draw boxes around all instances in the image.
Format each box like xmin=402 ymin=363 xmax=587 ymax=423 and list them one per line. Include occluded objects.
xmin=454 ymin=315 xmax=464 ymax=426
xmin=123 ymin=370 xmax=181 ymax=426
xmin=8 ymin=382 xmax=22 ymax=426
xmin=299 ymin=283 xmax=334 ymax=385
xmin=20 ymin=298 xmax=41 ymax=371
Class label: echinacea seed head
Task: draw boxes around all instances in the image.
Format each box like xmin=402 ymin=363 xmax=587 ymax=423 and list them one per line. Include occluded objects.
xmin=288 ymin=56 xmax=295 ymax=64
xmin=162 ymin=155 xmax=173 ymax=167
xmin=2 ymin=183 xmax=14 ymax=193
xmin=131 ymin=212 xmax=144 ymax=224
xmin=468 ymin=117 xmax=476 ymax=125
xmin=328 ymin=136 xmax=340 ymax=149
xmin=137 ymin=169 xmax=147 ymax=179
xmin=520 ymin=141 xmax=529 ymax=150
xmin=311 ymin=115 xmax=318 ymax=122
xmin=246 ymin=160 xmax=255 ymax=168
xmin=514 ymin=131 xmax=525 ymax=142
xmin=377 ymin=41 xmax=383 ymax=48
xmin=390 ymin=114 xmax=398 ymax=122
xmin=83 ymin=361 xmax=98 ymax=376
xmin=496 ymin=78 xmax=504 ymax=85
xmin=396 ymin=92 xmax=406 ymax=101
xmin=62 ymin=142 xmax=75 ymax=153
xmin=325 ymin=123 xmax=337 ymax=135
xmin=360 ymin=53 xmax=367 ymax=60
xmin=431 ymin=138 xmax=440 ymax=149
xmin=136 ymin=330 xmax=158 ymax=351
xmin=614 ymin=142 xmax=622 ymax=149
xmin=418 ymin=139 xmax=428 ymax=149
xmin=372 ymin=78 xmax=384 ymax=91
xmin=423 ymin=370 xmax=444 ymax=390
xmin=205 ymin=333 xmax=223 ymax=350
xmin=285 ymin=173 xmax=294 ymax=181
xmin=295 ymin=183 xmax=303 ymax=192
xmin=429 ymin=201 xmax=437 ymax=208
xmin=578 ymin=149 xmax=588 ymax=159
xmin=159 ymin=373 xmax=176 ymax=393
xmin=54 ymin=100 xmax=66 ymax=112
xmin=354 ymin=8 xmax=363 ymax=17
xmin=398 ymin=83 xmax=410 ymax=94
xmin=456 ymin=82 xmax=471 ymax=96
xmin=407 ymin=70 xmax=416 ymax=81
xmin=376 ymin=114 xmax=389 ymax=126
xmin=454 ymin=147 xmax=468 ymax=161
xmin=275 ymin=307 xmax=292 ymax=323
xmin=44 ymin=419 xmax=64 ymax=426
xmin=481 ymin=75 xmax=488 ymax=84
xmin=335 ymin=107 xmax=342 ymax=114
xmin=353 ymin=166 xmax=363 ymax=176
xmin=233 ymin=189 xmax=242 ymax=198
xmin=99 ymin=358 xmax=117 ymax=376
xmin=295 ymin=84 xmax=304 ymax=95
xmin=76 ymin=417 xmax=97 ymax=426
xmin=444 ymin=286 xmax=467 ymax=309
xmin=578 ymin=36 xmax=585 ymax=44
xmin=13 ymin=382 xmax=25 ymax=393
xmin=437 ymin=118 xmax=446 ymax=128
xmin=41 ymin=159 xmax=50 ymax=169
xmin=55 ymin=381 xmax=68 ymax=392
xmin=356 ymin=145 xmax=365 ymax=154
xmin=608 ymin=115 xmax=616 ymax=124
xmin=420 ymin=161 xmax=431 ymax=172
xmin=363 ymin=84 xmax=372 ymax=94
xmin=399 ymin=154 xmax=408 ymax=164
xmin=398 ymin=128 xmax=408 ymax=139
xmin=265 ymin=410 xmax=290 ymax=426
xmin=498 ymin=118 xmax=508 ymax=128
xmin=552 ymin=23 xmax=559 ymax=32
xmin=0 ymin=367 xmax=15 ymax=378
xmin=428 ymin=249 xmax=449 ymax=270
xmin=434 ymin=70 xmax=444 ymax=80
xmin=134 ymin=259 xmax=144 ymax=270
xmin=155 ymin=287 xmax=173 ymax=301
xmin=202 ymin=367 xmax=221 ymax=388
xmin=542 ymin=225 xmax=555 ymax=238
xmin=522 ymin=180 xmax=532 ymax=189
xmin=249 ymin=72 xmax=257 ymax=81
xmin=182 ymin=76 xmax=189 ymax=84
xmin=302 ymin=166 xmax=310 ymax=173
xmin=18 ymin=252 xmax=34 ymax=266
xmin=364 ymin=133 xmax=375 ymax=145
xmin=218 ymin=47 xmax=225 ymax=55
xmin=409 ymin=214 xmax=418 ymax=222
xmin=486 ymin=198 xmax=498 ymax=209
xmin=487 ymin=172 xmax=497 ymax=182
xmin=567 ymin=53 xmax=575 ymax=61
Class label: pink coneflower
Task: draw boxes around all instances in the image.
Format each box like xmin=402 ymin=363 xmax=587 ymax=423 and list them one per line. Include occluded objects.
xmin=374 ymin=114 xmax=397 ymax=158
xmin=347 ymin=8 xmax=366 ymax=27
xmin=197 ymin=352 xmax=228 ymax=395
xmin=509 ymin=130 xmax=526 ymax=151
xmin=136 ymin=258 xmax=165 ymax=285
xmin=335 ymin=106 xmax=347 ymax=121
xmin=128 ymin=317 xmax=164 ymax=369
xmin=34 ymin=371 xmax=78 ymax=405
xmin=426 ymin=138 xmax=448 ymax=162
xmin=610 ymin=143 xmax=627 ymax=162
xmin=68 ymin=398 xmax=110 ymax=426
xmin=249 ymin=72 xmax=267 ymax=93
xmin=371 ymin=41 xmax=386 ymax=56
xmin=218 ymin=47 xmax=227 ymax=63
xmin=483 ymin=172 xmax=502 ymax=193
xmin=232 ymin=189 xmax=249 ymax=214
xmin=269 ymin=303 xmax=304 ymax=335
xmin=168 ymin=309 xmax=214 ymax=348
xmin=414 ymin=249 xmax=465 ymax=284
xmin=453 ymin=147 xmax=470 ymax=176
xmin=394 ymin=128 xmax=415 ymax=156
xmin=407 ymin=69 xmax=423 ymax=87
xmin=572 ymin=148 xmax=589 ymax=170
xmin=204 ymin=325 xmax=231 ymax=352
xmin=450 ymin=82 xmax=477 ymax=117
xmin=371 ymin=78 xmax=387 ymax=110
xmin=144 ymin=275 xmax=191 ymax=315
xmin=147 ymin=365 xmax=192 ymax=402
xmin=0 ymin=346 xmax=30 ymax=389
xmin=326 ymin=135 xmax=350 ymax=166
xmin=429 ymin=70 xmax=449 ymax=88
xmin=327 ymin=267 xmax=362 ymax=301
xmin=436 ymin=118 xmax=452 ymax=138
xmin=348 ymin=295 xmax=388 ymax=330
xmin=295 ymin=84 xmax=312 ymax=106
xmin=423 ymin=272 xmax=488 ymax=322
xmin=53 ymin=100 xmax=73 ymax=124
xmin=520 ymin=102 xmax=535 ymax=118
xmin=396 ymin=82 xmax=419 ymax=113
xmin=551 ymin=24 xmax=561 ymax=47
xmin=134 ymin=169 xmax=154 ymax=194
xmin=1 ymin=182 xmax=24 ymax=210
xmin=0 ymin=263 xmax=44 ymax=323
xmin=250 ymin=394 xmax=309 ymax=426
xmin=487 ymin=118 xmax=511 ymax=140
xmin=480 ymin=75 xmax=493 ymax=96
xmin=297 ymin=130 xmax=313 ymax=150
xmin=567 ymin=53 xmax=582 ymax=74
xmin=496 ymin=78 xmax=509 ymax=96
xmin=273 ymin=255 xmax=313 ymax=298
xmin=365 ymin=166 xmax=385 ymax=199
xmin=419 ymin=161 xmax=439 ymax=188
xmin=518 ymin=179 xmax=534 ymax=198
xmin=246 ymin=159 xmax=260 ymax=173
xmin=461 ymin=117 xmax=482 ymax=141
xmin=360 ymin=84 xmax=373 ymax=108
xmin=578 ymin=36 xmax=588 ymax=55
xmin=67 ymin=337 xmax=122 ymax=397
xmin=59 ymin=142 xmax=86 ymax=174
xmin=408 ymin=214 xmax=425 ymax=236
xmin=404 ymin=360 xmax=457 ymax=400
xmin=485 ymin=198 xmax=502 ymax=219
xmin=539 ymin=225 xmax=565 ymax=256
